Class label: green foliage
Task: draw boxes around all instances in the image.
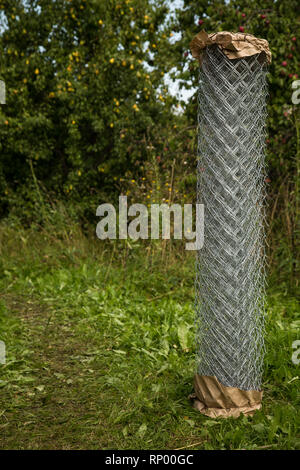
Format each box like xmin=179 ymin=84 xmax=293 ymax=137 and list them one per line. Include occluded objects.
xmin=0 ymin=0 xmax=298 ymax=287
xmin=0 ymin=221 xmax=299 ymax=449
xmin=0 ymin=1 xmax=298 ymax=449
xmin=0 ymin=0 xmax=176 ymax=216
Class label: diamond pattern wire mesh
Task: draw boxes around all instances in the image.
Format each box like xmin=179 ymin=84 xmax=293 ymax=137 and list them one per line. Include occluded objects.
xmin=196 ymin=45 xmax=268 ymax=391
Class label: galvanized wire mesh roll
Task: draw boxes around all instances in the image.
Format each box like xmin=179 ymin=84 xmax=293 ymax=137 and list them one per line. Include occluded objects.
xmin=196 ymin=45 xmax=268 ymax=391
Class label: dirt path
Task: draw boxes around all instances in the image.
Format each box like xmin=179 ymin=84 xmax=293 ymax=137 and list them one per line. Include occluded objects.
xmin=0 ymin=294 xmax=109 ymax=450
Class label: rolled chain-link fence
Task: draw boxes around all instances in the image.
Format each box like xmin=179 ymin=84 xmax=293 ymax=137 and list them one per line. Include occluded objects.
xmin=195 ymin=44 xmax=268 ymax=391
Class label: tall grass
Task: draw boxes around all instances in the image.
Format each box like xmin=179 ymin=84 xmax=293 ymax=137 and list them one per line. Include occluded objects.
xmin=0 ymin=201 xmax=299 ymax=449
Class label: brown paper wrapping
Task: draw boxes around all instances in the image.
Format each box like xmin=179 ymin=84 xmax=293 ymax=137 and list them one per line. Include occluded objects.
xmin=190 ymin=30 xmax=271 ymax=66
xmin=189 ymin=375 xmax=263 ymax=418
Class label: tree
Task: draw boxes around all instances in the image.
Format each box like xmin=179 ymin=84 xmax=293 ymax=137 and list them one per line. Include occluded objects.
xmin=0 ymin=0 xmax=176 ymax=218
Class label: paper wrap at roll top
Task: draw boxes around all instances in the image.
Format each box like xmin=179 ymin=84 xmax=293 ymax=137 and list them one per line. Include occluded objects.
xmin=190 ymin=30 xmax=271 ymax=66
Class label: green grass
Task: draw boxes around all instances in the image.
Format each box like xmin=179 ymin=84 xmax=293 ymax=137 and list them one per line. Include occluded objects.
xmin=0 ymin=220 xmax=299 ymax=449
